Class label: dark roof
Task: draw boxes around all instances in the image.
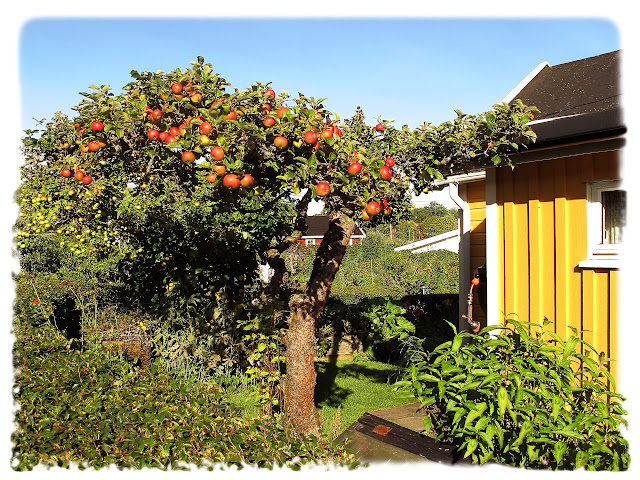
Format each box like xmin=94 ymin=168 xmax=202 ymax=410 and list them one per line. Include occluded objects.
xmin=515 ymin=50 xmax=622 ymax=119
xmin=304 ymin=216 xmax=365 ymax=238
xmin=511 ymin=50 xmax=625 ymax=148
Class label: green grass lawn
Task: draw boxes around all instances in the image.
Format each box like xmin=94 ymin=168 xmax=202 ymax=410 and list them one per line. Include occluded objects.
xmin=314 ymin=359 xmax=415 ymax=438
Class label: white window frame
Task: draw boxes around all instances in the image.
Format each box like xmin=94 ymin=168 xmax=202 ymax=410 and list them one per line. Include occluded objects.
xmin=579 ymin=180 xmax=624 ymax=269
xmin=304 ymin=238 xmax=316 ymax=246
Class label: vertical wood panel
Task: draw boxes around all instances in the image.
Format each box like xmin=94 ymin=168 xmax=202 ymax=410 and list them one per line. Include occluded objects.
xmin=467 ymin=180 xmax=487 ymax=327
xmin=554 ymin=158 xmax=570 ymax=339
xmin=579 ymin=153 xmax=594 ymax=184
xmin=528 ymin=162 xmax=543 ymax=330
xmin=565 ymin=156 xmax=589 ymax=337
xmin=502 ymin=170 xmax=515 ymax=320
xmin=512 ymin=164 xmax=530 ymax=323
xmin=496 ymin=170 xmax=506 ymax=324
xmin=592 ymin=270 xmax=610 ymax=362
xmin=609 ymin=269 xmax=619 ymax=384
xmin=581 ymin=269 xmax=596 ymax=351
xmin=538 ymin=160 xmax=557 ymax=329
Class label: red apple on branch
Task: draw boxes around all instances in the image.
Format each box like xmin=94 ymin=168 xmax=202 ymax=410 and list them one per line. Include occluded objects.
xmin=320 ymin=128 xmax=333 ymax=140
xmin=211 ymin=146 xmax=225 ymax=161
xmin=347 ymin=162 xmax=362 ymax=176
xmin=316 ymin=182 xmax=331 ymax=197
xmin=223 ymin=174 xmax=240 ymax=189
xmin=304 ymin=130 xmax=318 ymax=144
xmin=60 ymin=168 xmax=71 ymax=178
xmin=366 ymin=201 xmax=381 ymax=216
xmin=379 ymin=166 xmax=392 ymax=180
xmin=91 ymin=121 xmax=104 ymax=132
xmin=199 ymin=121 xmax=212 ymax=135
xmin=150 ymin=109 xmax=163 ymax=122
xmin=240 ymin=174 xmax=254 ymax=188
xmin=213 ymin=164 xmax=227 ymax=176
xmin=385 ymin=157 xmax=395 ymax=167
xmin=182 ymin=151 xmax=196 ymax=164
xmin=274 ymin=136 xmax=288 ymax=149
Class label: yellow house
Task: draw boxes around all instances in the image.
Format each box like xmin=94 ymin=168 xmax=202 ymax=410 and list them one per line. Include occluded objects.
xmin=438 ymin=51 xmax=626 ymax=382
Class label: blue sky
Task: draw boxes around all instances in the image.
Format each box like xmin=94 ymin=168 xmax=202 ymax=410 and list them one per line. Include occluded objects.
xmin=19 ymin=17 xmax=620 ymax=133
xmin=18 ymin=15 xmax=621 ymax=212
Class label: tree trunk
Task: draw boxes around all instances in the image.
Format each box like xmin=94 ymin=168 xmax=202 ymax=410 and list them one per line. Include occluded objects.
xmin=284 ymin=209 xmax=356 ymax=436
xmin=262 ymin=190 xmax=312 ymax=300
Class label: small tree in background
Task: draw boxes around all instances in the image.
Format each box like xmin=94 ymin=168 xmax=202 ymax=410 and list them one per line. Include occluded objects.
xmin=16 ymin=57 xmax=537 ymax=435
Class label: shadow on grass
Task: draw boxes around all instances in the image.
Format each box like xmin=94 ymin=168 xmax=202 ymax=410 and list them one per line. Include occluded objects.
xmin=314 ymin=361 xmax=399 ymax=408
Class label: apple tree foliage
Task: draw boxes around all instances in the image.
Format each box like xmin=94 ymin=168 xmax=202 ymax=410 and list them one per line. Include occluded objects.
xmin=16 ymin=57 xmax=538 ymax=435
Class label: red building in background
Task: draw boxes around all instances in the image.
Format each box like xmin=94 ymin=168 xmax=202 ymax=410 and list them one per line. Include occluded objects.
xmin=298 ymin=216 xmax=366 ymax=246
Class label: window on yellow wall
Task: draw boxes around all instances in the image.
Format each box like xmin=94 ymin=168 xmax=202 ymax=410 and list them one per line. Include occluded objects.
xmin=601 ymin=189 xmax=626 ymax=244
xmin=580 ymin=180 xmax=625 ymax=268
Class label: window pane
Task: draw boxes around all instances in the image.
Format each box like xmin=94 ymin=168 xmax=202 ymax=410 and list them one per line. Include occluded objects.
xmin=602 ymin=190 xmax=626 ymax=244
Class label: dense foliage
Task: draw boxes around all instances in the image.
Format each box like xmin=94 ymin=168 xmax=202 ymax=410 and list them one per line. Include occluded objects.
xmin=283 ymin=230 xmax=459 ymax=302
xmin=388 ymin=201 xmax=458 ymax=243
xmin=11 ymin=319 xmax=358 ymax=471
xmin=396 ymin=318 xmax=630 ymax=471
xmin=14 ymin=55 xmax=540 ymax=438
xmin=316 ymin=296 xmax=456 ymax=363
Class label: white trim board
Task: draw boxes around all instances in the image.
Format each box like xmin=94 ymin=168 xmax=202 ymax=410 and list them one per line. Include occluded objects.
xmin=501 ymin=61 xmax=550 ymax=104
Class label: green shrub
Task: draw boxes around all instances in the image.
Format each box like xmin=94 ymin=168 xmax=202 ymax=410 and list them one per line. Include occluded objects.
xmin=395 ymin=318 xmax=630 ymax=471
xmin=282 ymin=231 xmax=459 ymax=302
xmin=11 ymin=319 xmax=359 ymax=470
xmin=14 ymin=272 xmax=123 ymax=327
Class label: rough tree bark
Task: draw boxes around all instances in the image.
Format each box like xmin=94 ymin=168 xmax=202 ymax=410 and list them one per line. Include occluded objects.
xmin=262 ymin=189 xmax=312 ymax=300
xmin=284 ymin=208 xmax=356 ymax=436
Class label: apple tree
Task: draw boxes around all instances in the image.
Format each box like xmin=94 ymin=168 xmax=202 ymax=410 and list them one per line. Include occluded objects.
xmin=16 ymin=57 xmax=538 ymax=436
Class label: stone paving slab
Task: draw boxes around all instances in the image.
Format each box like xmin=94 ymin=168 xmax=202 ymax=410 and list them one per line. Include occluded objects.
xmin=337 ymin=404 xmax=501 ymax=467
xmin=370 ymin=402 xmax=426 ymax=433
xmin=340 ymin=429 xmax=430 ymax=464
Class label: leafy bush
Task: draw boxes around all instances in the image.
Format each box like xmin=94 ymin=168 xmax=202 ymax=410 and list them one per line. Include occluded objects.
xmin=14 ymin=272 xmax=123 ymax=327
xmin=11 ymin=319 xmax=358 ymax=470
xmin=395 ymin=318 xmax=630 ymax=470
xmin=283 ymin=230 xmax=459 ymax=303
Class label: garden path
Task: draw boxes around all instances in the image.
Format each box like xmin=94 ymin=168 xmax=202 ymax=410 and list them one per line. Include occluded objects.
xmin=338 ymin=403 xmax=472 ymax=465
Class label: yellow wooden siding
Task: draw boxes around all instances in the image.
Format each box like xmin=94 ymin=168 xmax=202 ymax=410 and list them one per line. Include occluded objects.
xmin=609 ymin=270 xmax=619 ymax=383
xmin=495 ymin=150 xmax=620 ymax=379
xmin=465 ymin=181 xmax=487 ymax=326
